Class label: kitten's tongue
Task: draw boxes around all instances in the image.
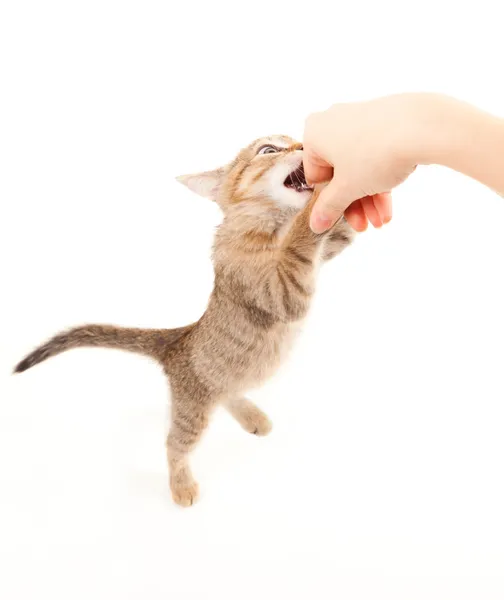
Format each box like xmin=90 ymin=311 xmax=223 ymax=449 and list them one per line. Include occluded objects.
xmin=284 ymin=163 xmax=313 ymax=192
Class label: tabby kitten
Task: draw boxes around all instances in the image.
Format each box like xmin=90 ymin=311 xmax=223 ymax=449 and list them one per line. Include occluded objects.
xmin=14 ymin=135 xmax=355 ymax=507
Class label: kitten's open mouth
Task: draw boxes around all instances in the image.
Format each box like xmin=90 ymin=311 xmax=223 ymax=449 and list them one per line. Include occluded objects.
xmin=284 ymin=164 xmax=314 ymax=193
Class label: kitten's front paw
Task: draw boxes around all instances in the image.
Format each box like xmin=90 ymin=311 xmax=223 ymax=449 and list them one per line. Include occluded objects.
xmin=171 ymin=480 xmax=199 ymax=507
xmin=331 ymin=216 xmax=356 ymax=240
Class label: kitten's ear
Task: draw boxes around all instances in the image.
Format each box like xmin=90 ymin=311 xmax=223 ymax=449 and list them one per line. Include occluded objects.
xmin=176 ymin=168 xmax=225 ymax=201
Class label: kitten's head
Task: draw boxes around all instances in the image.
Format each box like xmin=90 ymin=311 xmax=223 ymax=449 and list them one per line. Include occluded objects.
xmin=176 ymin=135 xmax=314 ymax=217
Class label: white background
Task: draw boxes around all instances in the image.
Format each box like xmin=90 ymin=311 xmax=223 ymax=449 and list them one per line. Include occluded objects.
xmin=1 ymin=1 xmax=503 ymax=599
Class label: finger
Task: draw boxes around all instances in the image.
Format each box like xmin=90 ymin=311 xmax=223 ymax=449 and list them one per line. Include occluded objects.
xmin=361 ymin=195 xmax=383 ymax=228
xmin=303 ymin=162 xmax=333 ymax=185
xmin=302 ymin=149 xmax=333 ymax=184
xmin=344 ymin=200 xmax=368 ymax=232
xmin=373 ymin=192 xmax=393 ymax=224
xmin=302 ymin=114 xmax=333 ymax=184
xmin=309 ymin=179 xmax=349 ymax=234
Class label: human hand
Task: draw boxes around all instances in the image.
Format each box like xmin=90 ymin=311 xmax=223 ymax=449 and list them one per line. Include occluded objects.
xmin=303 ymin=94 xmax=421 ymax=233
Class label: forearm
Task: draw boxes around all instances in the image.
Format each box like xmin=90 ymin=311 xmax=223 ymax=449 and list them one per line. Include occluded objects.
xmin=411 ymin=94 xmax=504 ymax=195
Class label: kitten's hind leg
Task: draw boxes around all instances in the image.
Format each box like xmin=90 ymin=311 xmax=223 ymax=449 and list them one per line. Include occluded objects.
xmin=166 ymin=396 xmax=214 ymax=507
xmin=224 ymin=397 xmax=272 ymax=436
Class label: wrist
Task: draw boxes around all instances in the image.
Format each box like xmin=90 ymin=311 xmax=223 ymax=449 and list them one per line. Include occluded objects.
xmin=396 ymin=93 xmax=459 ymax=167
xmin=401 ymin=94 xmax=504 ymax=195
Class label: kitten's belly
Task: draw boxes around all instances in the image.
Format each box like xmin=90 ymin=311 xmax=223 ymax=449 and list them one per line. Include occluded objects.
xmin=250 ymin=321 xmax=304 ymax=384
xmin=193 ymin=320 xmax=304 ymax=393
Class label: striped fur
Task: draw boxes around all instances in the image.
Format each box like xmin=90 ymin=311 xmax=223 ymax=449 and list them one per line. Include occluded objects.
xmin=14 ymin=135 xmax=355 ymax=507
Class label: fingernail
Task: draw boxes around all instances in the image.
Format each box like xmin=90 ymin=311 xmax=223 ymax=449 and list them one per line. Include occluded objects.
xmin=310 ymin=212 xmax=334 ymax=234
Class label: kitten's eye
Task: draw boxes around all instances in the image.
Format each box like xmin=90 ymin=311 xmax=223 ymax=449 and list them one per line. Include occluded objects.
xmin=257 ymin=145 xmax=278 ymax=155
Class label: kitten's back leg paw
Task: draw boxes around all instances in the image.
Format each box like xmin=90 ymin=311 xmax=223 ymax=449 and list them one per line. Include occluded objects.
xmin=225 ymin=397 xmax=272 ymax=436
xmin=169 ymin=459 xmax=200 ymax=507
xmin=171 ymin=479 xmax=199 ymax=507
xmin=167 ymin=393 xmax=211 ymax=508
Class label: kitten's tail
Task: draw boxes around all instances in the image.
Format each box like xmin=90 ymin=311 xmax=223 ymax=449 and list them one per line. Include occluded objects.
xmin=13 ymin=324 xmax=191 ymax=374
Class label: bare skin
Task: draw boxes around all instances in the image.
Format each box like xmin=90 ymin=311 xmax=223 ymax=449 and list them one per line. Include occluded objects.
xmin=303 ymin=93 xmax=504 ymax=233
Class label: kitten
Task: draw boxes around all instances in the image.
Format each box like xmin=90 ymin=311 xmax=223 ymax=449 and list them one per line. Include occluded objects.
xmin=14 ymin=135 xmax=355 ymax=507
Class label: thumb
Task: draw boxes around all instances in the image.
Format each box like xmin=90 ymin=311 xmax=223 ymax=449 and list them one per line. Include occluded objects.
xmin=309 ymin=179 xmax=351 ymax=234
